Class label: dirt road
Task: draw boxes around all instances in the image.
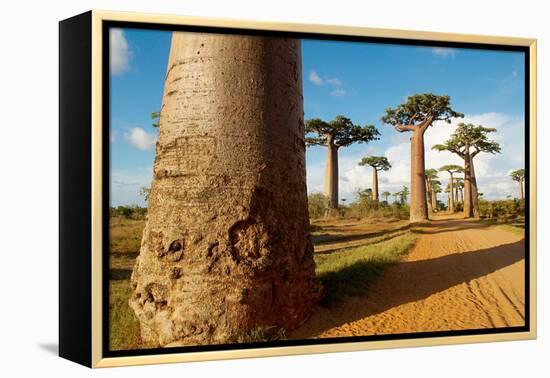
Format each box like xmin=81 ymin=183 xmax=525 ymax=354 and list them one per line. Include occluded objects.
xmin=292 ymin=217 xmax=526 ymax=338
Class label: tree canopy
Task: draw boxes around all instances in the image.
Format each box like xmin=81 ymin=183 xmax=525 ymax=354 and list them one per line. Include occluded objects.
xmin=510 ymin=169 xmax=525 ymax=182
xmin=381 ymin=94 xmax=463 ymax=133
xmin=439 ymin=164 xmax=464 ymax=174
xmin=305 ymin=115 xmax=380 ymax=147
xmin=432 ymin=123 xmax=501 ymax=158
xmin=358 ymin=155 xmax=392 ymax=171
xmin=425 ymin=168 xmax=439 ymax=181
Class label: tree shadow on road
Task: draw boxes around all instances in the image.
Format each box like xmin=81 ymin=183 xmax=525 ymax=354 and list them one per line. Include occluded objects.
xmin=291 ymin=239 xmax=525 ymax=339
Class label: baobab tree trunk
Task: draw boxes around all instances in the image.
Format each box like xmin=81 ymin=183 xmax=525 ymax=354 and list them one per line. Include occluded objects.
xmin=455 ymin=184 xmax=459 ymax=204
xmin=448 ymin=173 xmax=455 ymax=213
xmin=463 ymin=147 xmax=473 ymax=218
xmin=431 ymin=191 xmax=437 ymax=211
xmin=470 ymin=156 xmax=480 ymax=218
xmin=324 ymin=138 xmax=339 ymax=210
xmin=519 ymin=178 xmax=524 ymax=200
xmin=372 ymin=167 xmax=379 ymax=202
xmin=129 ymin=33 xmax=321 ymax=347
xmin=410 ymin=129 xmax=429 ymax=222
xmin=425 ymin=177 xmax=432 ymax=214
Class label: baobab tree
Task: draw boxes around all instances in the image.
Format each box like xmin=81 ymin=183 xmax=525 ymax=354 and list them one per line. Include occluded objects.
xmin=382 ymin=94 xmax=463 ymax=222
xmin=131 ymin=33 xmax=321 ymax=347
xmin=454 ymin=177 xmax=464 ymax=204
xmin=510 ymin=169 xmax=525 ymax=200
xmin=431 ymin=181 xmax=442 ymax=211
xmin=382 ymin=191 xmax=392 ymax=203
xmin=394 ymin=185 xmax=409 ymax=206
xmin=305 ymin=116 xmax=379 ymax=210
xmin=358 ymin=156 xmax=392 ymax=203
xmin=439 ymin=165 xmax=463 ymax=213
xmin=425 ymin=168 xmax=439 ymax=213
xmin=433 ymin=123 xmax=501 ymax=218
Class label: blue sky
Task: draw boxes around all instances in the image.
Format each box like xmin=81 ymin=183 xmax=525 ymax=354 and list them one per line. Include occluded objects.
xmin=110 ymin=28 xmax=525 ymax=206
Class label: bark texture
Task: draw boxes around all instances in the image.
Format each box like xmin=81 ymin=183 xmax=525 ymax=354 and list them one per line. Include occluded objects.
xmin=410 ymin=130 xmax=429 ymax=222
xmin=129 ymin=32 xmax=321 ymax=347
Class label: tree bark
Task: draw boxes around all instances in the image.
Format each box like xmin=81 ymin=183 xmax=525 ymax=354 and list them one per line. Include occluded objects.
xmin=448 ymin=172 xmax=455 ymax=213
xmin=425 ymin=178 xmax=433 ymax=214
xmin=431 ymin=190 xmax=437 ymax=211
xmin=324 ymin=138 xmax=339 ymax=209
xmin=410 ymin=128 xmax=429 ymax=222
xmin=372 ymin=167 xmax=379 ymax=203
xmin=470 ymin=156 xmax=480 ymax=218
xmin=463 ymin=145 xmax=473 ymax=218
xmin=130 ymin=33 xmax=321 ymax=347
xmin=455 ymin=183 xmax=459 ymax=204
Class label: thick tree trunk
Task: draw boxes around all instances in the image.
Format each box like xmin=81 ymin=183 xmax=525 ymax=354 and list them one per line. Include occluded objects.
xmin=470 ymin=156 xmax=480 ymax=218
xmin=448 ymin=173 xmax=455 ymax=213
xmin=372 ymin=167 xmax=379 ymax=203
xmin=324 ymin=139 xmax=339 ymax=209
xmin=432 ymin=191 xmax=437 ymax=211
xmin=130 ymin=33 xmax=321 ymax=347
xmin=425 ymin=178 xmax=433 ymax=214
xmin=410 ymin=129 xmax=429 ymax=222
xmin=463 ymin=146 xmax=473 ymax=218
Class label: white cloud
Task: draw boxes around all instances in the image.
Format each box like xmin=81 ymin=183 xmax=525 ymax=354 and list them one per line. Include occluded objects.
xmin=110 ymin=29 xmax=130 ymax=75
xmin=124 ymin=127 xmax=156 ymax=150
xmin=331 ymin=88 xmax=347 ymax=97
xmin=309 ymin=70 xmax=323 ymax=85
xmin=326 ymin=77 xmax=342 ymax=86
xmin=432 ymin=47 xmax=457 ymax=58
xmin=306 ymin=112 xmax=525 ymax=203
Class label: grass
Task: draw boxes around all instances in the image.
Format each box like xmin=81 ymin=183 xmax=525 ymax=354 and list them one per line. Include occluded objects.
xmin=314 ymin=232 xmax=417 ymax=306
xmin=109 ymin=280 xmax=143 ymax=351
xmin=110 ymin=216 xmax=145 ymax=254
xmin=236 ymin=326 xmax=286 ymax=343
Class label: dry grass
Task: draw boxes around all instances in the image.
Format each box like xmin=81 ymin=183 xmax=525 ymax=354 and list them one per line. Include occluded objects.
xmin=109 ymin=280 xmax=142 ymax=350
xmin=110 ymin=216 xmax=145 ymax=254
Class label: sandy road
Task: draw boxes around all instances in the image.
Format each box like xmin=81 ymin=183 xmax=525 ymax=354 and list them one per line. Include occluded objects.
xmin=292 ymin=217 xmax=526 ymax=338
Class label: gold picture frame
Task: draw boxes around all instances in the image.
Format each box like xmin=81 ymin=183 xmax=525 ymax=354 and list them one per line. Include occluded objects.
xmin=59 ymin=9 xmax=537 ymax=368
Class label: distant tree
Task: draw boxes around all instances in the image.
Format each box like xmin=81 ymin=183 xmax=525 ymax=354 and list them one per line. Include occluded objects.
xmin=433 ymin=123 xmax=501 ymax=218
xmin=454 ymin=177 xmax=464 ymax=204
xmin=510 ymin=169 xmax=525 ymax=200
xmin=358 ymin=156 xmax=392 ymax=203
xmin=382 ymin=94 xmax=463 ymax=222
xmin=307 ymin=193 xmax=329 ymax=219
xmin=394 ymin=185 xmax=409 ymax=206
xmin=139 ymin=186 xmax=151 ymax=203
xmin=382 ymin=191 xmax=392 ymax=203
xmin=306 ymin=116 xmax=380 ymax=210
xmin=438 ymin=165 xmax=463 ymax=213
xmin=424 ymin=168 xmax=439 ymax=213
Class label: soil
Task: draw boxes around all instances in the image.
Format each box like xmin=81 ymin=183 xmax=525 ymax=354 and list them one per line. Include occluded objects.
xmin=291 ymin=215 xmax=525 ymax=338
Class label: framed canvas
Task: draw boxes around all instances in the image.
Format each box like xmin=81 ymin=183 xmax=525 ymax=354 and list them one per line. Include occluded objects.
xmin=59 ymin=10 xmax=537 ymax=368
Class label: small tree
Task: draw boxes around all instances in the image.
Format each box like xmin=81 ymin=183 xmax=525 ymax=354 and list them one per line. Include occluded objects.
xmin=382 ymin=94 xmax=463 ymax=222
xmin=358 ymin=156 xmax=392 ymax=203
xmin=151 ymin=111 xmax=161 ymax=128
xmin=382 ymin=191 xmax=392 ymax=203
xmin=510 ymin=169 xmax=525 ymax=200
xmin=306 ymin=116 xmax=380 ymax=210
xmin=438 ymin=165 xmax=463 ymax=213
xmin=139 ymin=186 xmax=151 ymax=203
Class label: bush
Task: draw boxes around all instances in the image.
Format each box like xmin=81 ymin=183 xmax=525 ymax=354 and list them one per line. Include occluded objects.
xmin=479 ymin=199 xmax=525 ymax=220
xmin=110 ymin=205 xmax=147 ymax=220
